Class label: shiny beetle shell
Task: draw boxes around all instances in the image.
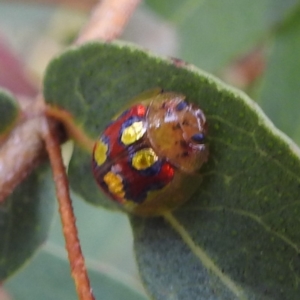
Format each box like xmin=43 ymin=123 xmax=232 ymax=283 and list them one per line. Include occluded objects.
xmin=92 ymin=89 xmax=208 ymax=216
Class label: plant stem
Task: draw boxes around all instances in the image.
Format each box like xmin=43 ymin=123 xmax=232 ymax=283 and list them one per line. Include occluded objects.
xmin=45 ymin=106 xmax=94 ymax=152
xmin=1 ymin=0 xmax=142 ymax=297
xmin=76 ymin=0 xmax=141 ymax=44
xmin=42 ymin=116 xmax=95 ymax=300
xmin=0 ymin=0 xmax=141 ymax=199
xmin=0 ymin=115 xmax=49 ymax=203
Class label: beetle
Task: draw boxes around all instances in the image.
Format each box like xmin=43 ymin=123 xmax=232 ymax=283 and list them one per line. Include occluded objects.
xmin=92 ymin=89 xmax=208 ymax=216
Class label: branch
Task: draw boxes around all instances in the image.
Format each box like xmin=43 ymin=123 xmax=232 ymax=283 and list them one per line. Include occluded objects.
xmin=0 ymin=1 xmax=141 ymax=298
xmin=0 ymin=117 xmax=45 ymax=202
xmin=41 ymin=117 xmax=95 ymax=300
xmin=76 ymin=0 xmax=141 ymax=44
xmin=0 ymin=0 xmax=140 ymax=206
xmin=45 ymin=106 xmax=94 ymax=152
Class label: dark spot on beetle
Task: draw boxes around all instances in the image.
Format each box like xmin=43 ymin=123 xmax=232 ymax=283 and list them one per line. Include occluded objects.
xmin=182 ymin=119 xmax=189 ymax=126
xmin=172 ymin=123 xmax=181 ymax=130
xmin=181 ymin=151 xmax=189 ymax=157
xmin=175 ymin=101 xmax=188 ymax=111
xmin=191 ymin=133 xmax=205 ymax=143
xmin=180 ymin=140 xmax=187 ymax=148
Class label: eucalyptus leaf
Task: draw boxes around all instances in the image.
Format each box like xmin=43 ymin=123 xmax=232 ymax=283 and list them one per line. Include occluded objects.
xmin=43 ymin=42 xmax=300 ymax=299
xmin=0 ymin=88 xmax=19 ymax=137
xmin=48 ymin=192 xmax=141 ymax=282
xmin=4 ymin=187 xmax=146 ymax=298
xmin=145 ymin=0 xmax=299 ymax=72
xmin=4 ymin=248 xmax=147 ymax=300
xmin=46 ymin=193 xmax=147 ymax=299
xmin=0 ymin=163 xmax=56 ymax=280
xmin=258 ymin=12 xmax=300 ymax=145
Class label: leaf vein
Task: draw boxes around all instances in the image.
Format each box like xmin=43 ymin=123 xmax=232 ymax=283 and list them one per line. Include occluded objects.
xmin=163 ymin=212 xmax=248 ymax=300
xmin=198 ymin=207 xmax=300 ymax=253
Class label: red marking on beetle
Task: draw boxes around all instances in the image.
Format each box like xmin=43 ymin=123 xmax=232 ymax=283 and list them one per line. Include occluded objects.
xmin=161 ymin=162 xmax=175 ymax=180
xmin=136 ymin=104 xmax=147 ymax=117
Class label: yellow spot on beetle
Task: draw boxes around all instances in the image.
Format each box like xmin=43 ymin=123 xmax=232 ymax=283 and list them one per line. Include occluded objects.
xmin=103 ymin=171 xmax=125 ymax=198
xmin=132 ymin=148 xmax=158 ymax=170
xmin=121 ymin=121 xmax=145 ymax=145
xmin=94 ymin=140 xmax=108 ymax=166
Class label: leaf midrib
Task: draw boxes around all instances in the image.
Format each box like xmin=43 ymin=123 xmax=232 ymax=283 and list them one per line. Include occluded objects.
xmin=163 ymin=212 xmax=248 ymax=300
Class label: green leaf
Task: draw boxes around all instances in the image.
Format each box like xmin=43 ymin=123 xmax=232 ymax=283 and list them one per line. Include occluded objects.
xmin=0 ymin=163 xmax=56 ymax=280
xmin=258 ymin=12 xmax=300 ymax=145
xmin=4 ymin=248 xmax=147 ymax=300
xmin=4 ymin=193 xmax=147 ymax=299
xmin=145 ymin=0 xmax=299 ymax=71
xmin=0 ymin=88 xmax=19 ymax=138
xmin=43 ymin=42 xmax=300 ymax=299
xmin=49 ymin=192 xmax=143 ymax=280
